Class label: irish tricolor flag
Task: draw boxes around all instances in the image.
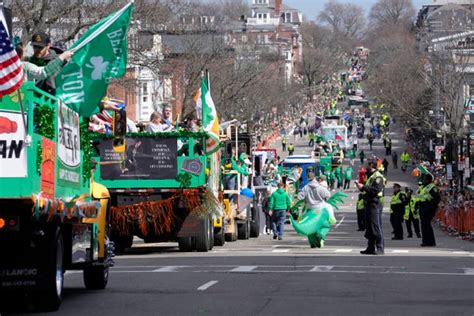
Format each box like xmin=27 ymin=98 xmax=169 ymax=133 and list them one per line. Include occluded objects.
xmin=194 ymin=71 xmax=220 ymax=154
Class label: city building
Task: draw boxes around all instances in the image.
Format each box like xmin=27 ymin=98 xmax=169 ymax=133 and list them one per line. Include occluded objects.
xmin=228 ymin=0 xmax=303 ymax=84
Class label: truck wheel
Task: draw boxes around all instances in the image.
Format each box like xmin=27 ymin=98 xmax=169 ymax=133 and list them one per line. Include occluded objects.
xmin=214 ymin=227 xmax=225 ymax=246
xmin=178 ymin=237 xmax=193 ymax=252
xmin=208 ymin=220 xmax=214 ymax=251
xmin=238 ymin=220 xmax=250 ymax=240
xmin=250 ymin=207 xmax=260 ymax=238
xmin=37 ymin=229 xmax=64 ymax=311
xmin=195 ymin=219 xmax=210 ymax=252
xmin=112 ymin=234 xmax=133 ymax=254
xmin=83 ymin=265 xmax=109 ymax=290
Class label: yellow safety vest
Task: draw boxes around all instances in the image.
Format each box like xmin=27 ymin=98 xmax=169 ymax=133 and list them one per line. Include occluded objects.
xmin=404 ymin=198 xmax=419 ymax=220
xmin=288 ymin=145 xmax=294 ymax=151
xmin=390 ymin=191 xmax=404 ymax=213
xmin=414 ymin=183 xmax=435 ymax=203
xmin=357 ymin=198 xmax=365 ymax=211
xmin=365 ymin=171 xmax=385 ymax=204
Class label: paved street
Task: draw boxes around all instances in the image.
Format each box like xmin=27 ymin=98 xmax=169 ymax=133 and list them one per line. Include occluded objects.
xmin=11 ymin=124 xmax=474 ymax=316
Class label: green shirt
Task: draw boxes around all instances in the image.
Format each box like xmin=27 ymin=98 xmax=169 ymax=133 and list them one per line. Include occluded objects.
xmin=344 ymin=167 xmax=353 ymax=180
xmin=269 ymin=188 xmax=292 ymax=210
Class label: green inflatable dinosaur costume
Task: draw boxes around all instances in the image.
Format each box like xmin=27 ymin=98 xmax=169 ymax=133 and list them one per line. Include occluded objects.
xmin=290 ymin=192 xmax=347 ymax=248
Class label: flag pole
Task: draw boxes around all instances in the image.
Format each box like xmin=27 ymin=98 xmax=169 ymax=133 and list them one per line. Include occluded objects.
xmin=201 ymin=70 xmax=205 ymax=129
xmin=16 ymin=89 xmax=31 ymax=145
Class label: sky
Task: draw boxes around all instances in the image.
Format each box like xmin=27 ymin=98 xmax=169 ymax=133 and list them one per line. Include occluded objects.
xmin=284 ymin=0 xmax=429 ymax=21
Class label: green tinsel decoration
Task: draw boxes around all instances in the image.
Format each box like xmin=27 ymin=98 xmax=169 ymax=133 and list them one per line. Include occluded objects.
xmin=34 ymin=105 xmax=55 ymax=139
xmin=80 ymin=121 xmax=93 ymax=183
xmin=36 ymin=144 xmax=42 ymax=175
xmin=89 ymin=130 xmax=209 ymax=141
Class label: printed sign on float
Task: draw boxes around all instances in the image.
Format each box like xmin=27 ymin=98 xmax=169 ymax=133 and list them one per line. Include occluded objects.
xmin=57 ymin=101 xmax=81 ymax=187
xmin=41 ymin=138 xmax=56 ymax=198
xmin=0 ymin=95 xmax=27 ymax=178
xmin=99 ymin=137 xmax=177 ymax=180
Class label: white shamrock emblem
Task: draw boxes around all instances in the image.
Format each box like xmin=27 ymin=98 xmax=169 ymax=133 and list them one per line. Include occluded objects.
xmin=86 ymin=56 xmax=109 ymax=80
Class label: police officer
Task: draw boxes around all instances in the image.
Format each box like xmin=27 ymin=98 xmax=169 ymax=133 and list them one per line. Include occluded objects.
xmin=287 ymin=143 xmax=295 ymax=156
xmin=356 ymin=161 xmax=385 ymax=255
xmin=390 ymin=183 xmax=407 ymax=240
xmin=281 ymin=137 xmax=287 ymax=152
xmin=404 ymin=188 xmax=421 ymax=238
xmin=414 ymin=174 xmax=440 ymax=247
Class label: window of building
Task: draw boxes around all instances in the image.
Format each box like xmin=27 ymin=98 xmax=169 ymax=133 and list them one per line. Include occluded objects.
xmin=142 ymin=83 xmax=148 ymax=95
xmin=143 ymin=96 xmax=148 ymax=103
xmin=286 ymin=13 xmax=291 ymax=23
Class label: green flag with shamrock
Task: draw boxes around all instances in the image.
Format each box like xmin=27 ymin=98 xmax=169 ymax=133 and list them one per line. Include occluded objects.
xmin=55 ymin=2 xmax=133 ymax=117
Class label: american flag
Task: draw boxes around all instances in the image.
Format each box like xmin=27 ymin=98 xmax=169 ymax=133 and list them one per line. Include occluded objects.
xmin=0 ymin=21 xmax=24 ymax=98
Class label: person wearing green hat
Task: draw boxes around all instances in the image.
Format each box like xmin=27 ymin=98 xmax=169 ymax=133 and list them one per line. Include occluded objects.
xmin=238 ymin=153 xmax=252 ymax=189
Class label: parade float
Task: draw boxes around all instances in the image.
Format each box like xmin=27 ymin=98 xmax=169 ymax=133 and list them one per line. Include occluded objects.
xmin=91 ymin=75 xmax=260 ymax=253
xmin=0 ymin=83 xmax=113 ymax=310
xmin=0 ymin=1 xmax=134 ymax=310
xmin=91 ymin=128 xmax=225 ymax=252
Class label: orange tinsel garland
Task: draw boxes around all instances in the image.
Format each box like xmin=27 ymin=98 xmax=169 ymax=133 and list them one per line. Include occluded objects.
xmin=110 ymin=189 xmax=208 ymax=237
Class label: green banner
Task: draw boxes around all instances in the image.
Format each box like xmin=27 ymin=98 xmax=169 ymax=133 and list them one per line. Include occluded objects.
xmin=55 ymin=2 xmax=133 ymax=117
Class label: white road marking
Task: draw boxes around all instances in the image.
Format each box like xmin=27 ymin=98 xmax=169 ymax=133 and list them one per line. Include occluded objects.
xmin=453 ymin=251 xmax=469 ymax=255
xmin=272 ymin=249 xmax=290 ymax=253
xmin=335 ymin=216 xmax=345 ymax=229
xmin=310 ymin=265 xmax=334 ymax=272
xmin=64 ymin=271 xmax=82 ymax=275
xmin=197 ymin=280 xmax=219 ymax=291
xmin=463 ymin=268 xmax=474 ymax=275
xmin=334 ymin=249 xmax=353 ymax=253
xmin=153 ymin=266 xmax=185 ymax=272
xmin=230 ymin=266 xmax=258 ymax=272
xmin=391 ymin=250 xmax=409 ymax=253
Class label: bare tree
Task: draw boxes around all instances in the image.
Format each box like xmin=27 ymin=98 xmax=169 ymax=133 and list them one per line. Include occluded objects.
xmin=5 ymin=0 xmax=125 ymax=43
xmin=298 ymin=22 xmax=344 ymax=97
xmin=369 ymin=0 xmax=416 ymax=28
xmin=318 ymin=1 xmax=366 ymax=39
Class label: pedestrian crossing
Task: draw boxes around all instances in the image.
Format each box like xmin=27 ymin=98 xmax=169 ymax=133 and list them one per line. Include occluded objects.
xmin=118 ymin=244 xmax=474 ymax=258
xmin=103 ymin=264 xmax=474 ymax=276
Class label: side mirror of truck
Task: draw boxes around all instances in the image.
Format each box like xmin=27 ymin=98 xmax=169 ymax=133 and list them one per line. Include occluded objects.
xmin=113 ymin=109 xmax=126 ymax=153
